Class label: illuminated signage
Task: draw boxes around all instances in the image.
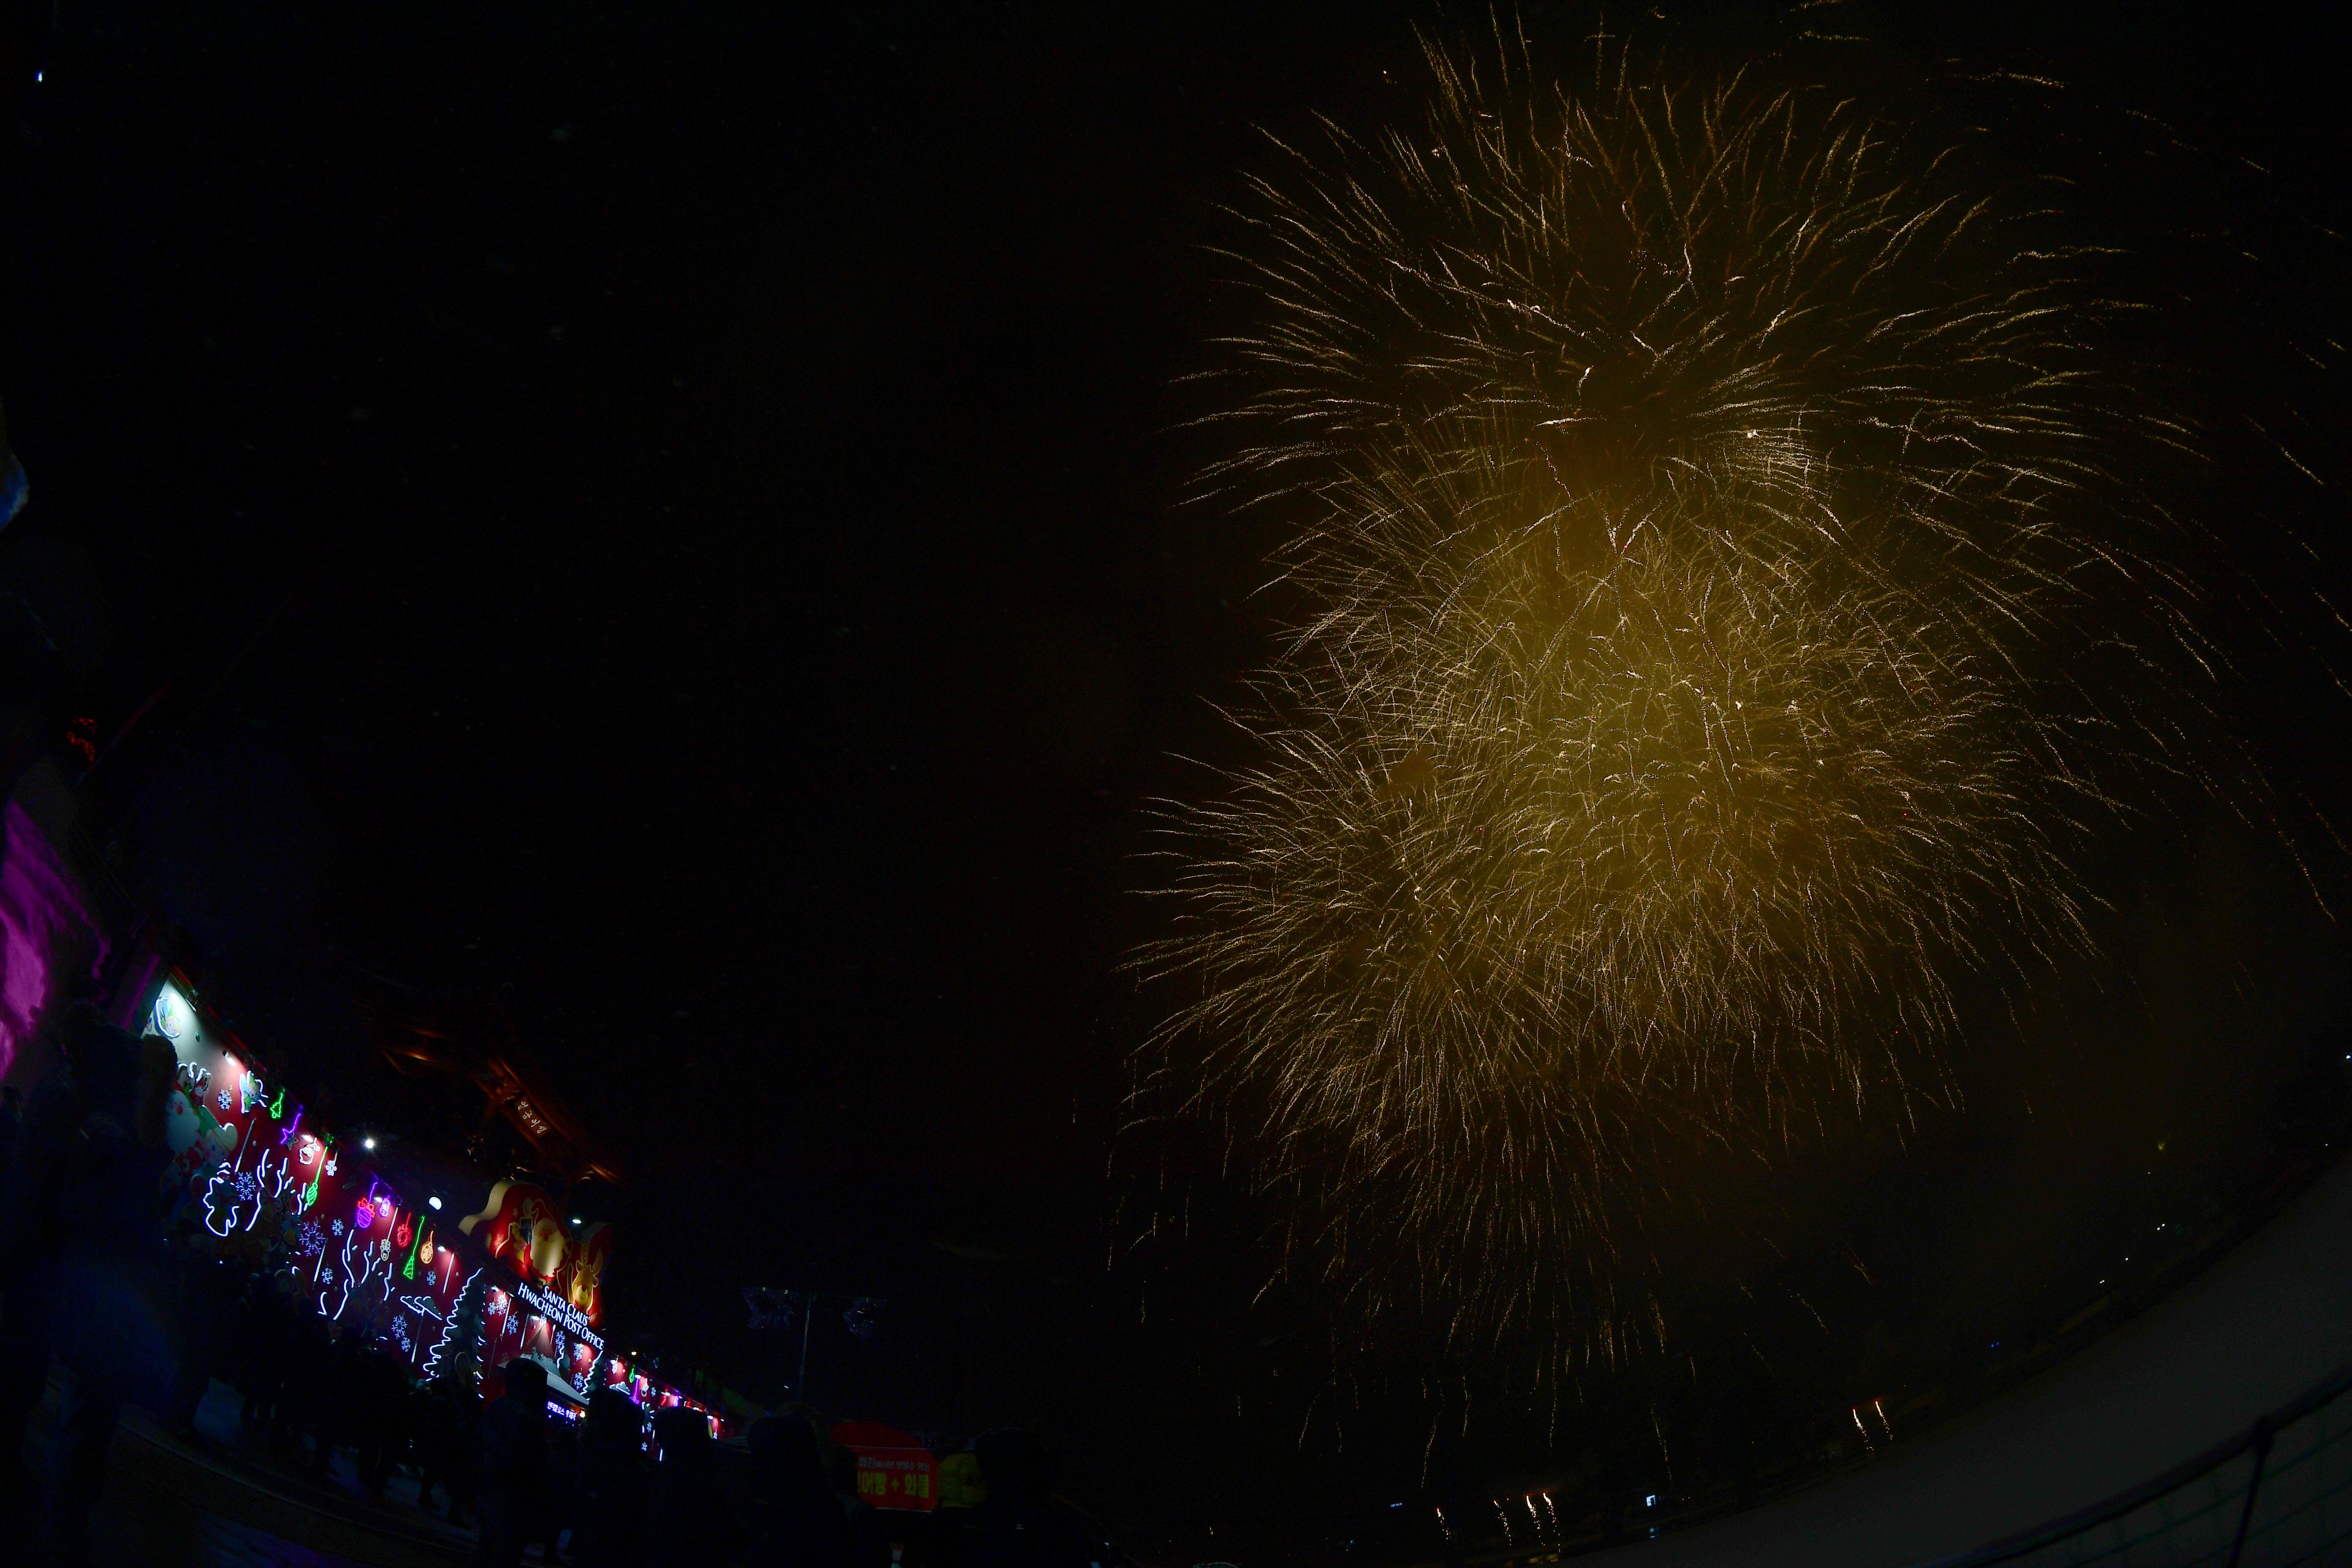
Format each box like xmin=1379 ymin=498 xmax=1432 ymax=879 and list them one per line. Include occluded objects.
xmin=457 ymin=1181 xmax=609 ymax=1328
xmin=133 ymin=976 xmax=698 ymax=1420
xmin=516 ymin=1278 xmax=604 ymax=1354
xmin=831 ymin=1422 xmax=939 ymax=1512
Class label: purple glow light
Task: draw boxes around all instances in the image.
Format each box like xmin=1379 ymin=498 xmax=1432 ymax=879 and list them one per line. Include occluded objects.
xmin=0 ymin=798 xmax=106 ymax=1081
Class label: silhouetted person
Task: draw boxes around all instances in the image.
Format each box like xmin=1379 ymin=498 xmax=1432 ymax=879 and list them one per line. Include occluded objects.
xmin=569 ymin=1388 xmax=647 ymax=1568
xmin=648 ymin=1405 xmax=731 ymax=1568
xmin=742 ymin=1416 xmax=855 ymax=1568
xmin=477 ymin=1360 xmax=551 ymax=1568
xmin=964 ymin=1430 xmax=1086 ymax=1568
xmin=355 ymin=1345 xmax=412 ymax=1497
xmin=910 ymin=1451 xmax=983 ymax=1568
xmin=314 ymin=1326 xmax=362 ymax=1479
xmin=268 ymin=1275 xmax=330 ymax=1452
xmin=541 ymin=1402 xmax=578 ymax=1563
xmin=224 ymin=1276 xmax=264 ymax=1440
xmin=1592 ymin=1456 xmax=1633 ymax=1546
xmin=438 ymin=1383 xmax=483 ymax=1527
xmin=164 ymin=1218 xmax=239 ymax=1440
xmin=6 ymin=1008 xmax=176 ymax=1563
xmin=416 ymin=1383 xmax=474 ymax=1522
xmin=826 ymin=1441 xmax=891 ymax=1568
xmin=0 ymin=1062 xmax=56 ymax=1513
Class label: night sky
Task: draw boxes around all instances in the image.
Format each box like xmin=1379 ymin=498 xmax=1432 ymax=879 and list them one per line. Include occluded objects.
xmin=4 ymin=0 xmax=2352 ymax=1538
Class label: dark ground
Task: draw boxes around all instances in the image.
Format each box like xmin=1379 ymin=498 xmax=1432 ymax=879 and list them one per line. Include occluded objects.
xmin=1588 ymin=1137 xmax=2352 ymax=1566
xmin=17 ymin=1372 xmax=470 ymax=1567
xmin=3 ymin=0 xmax=2352 ymax=1534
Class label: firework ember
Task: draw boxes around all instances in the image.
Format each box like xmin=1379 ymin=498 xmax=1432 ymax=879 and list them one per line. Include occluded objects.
xmin=1141 ymin=33 xmax=2252 ymax=1356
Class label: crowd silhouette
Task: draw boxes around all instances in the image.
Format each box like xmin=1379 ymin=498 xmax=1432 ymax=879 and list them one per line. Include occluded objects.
xmin=0 ymin=1003 xmax=1112 ymax=1568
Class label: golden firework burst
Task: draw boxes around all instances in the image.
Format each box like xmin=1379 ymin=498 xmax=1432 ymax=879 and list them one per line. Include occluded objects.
xmin=1140 ymin=29 xmax=2240 ymax=1360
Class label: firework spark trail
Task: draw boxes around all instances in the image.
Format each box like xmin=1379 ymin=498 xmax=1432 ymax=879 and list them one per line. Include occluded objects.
xmin=1135 ymin=29 xmax=2276 ymax=1363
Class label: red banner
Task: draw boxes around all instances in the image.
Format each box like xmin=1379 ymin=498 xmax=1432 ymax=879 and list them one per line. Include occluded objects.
xmin=831 ymin=1422 xmax=939 ymax=1512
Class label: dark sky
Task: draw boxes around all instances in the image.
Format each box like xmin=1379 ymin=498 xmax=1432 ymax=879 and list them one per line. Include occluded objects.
xmin=4 ymin=0 xmax=2352 ymax=1535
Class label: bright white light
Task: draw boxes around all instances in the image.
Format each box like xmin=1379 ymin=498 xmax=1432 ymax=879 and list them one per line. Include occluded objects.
xmin=428 ymin=1196 xmax=443 ymax=1210
xmin=1645 ymin=1495 xmax=1658 ymax=1508
xmin=569 ymin=1217 xmax=581 ymax=1226
xmin=363 ymin=1137 xmax=378 ymax=1151
xmin=151 ymin=985 xmax=193 ymax=1041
